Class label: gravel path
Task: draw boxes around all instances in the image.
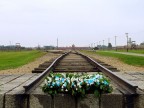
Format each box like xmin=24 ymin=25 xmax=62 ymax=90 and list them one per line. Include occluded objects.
xmin=86 ymin=53 xmax=144 ymax=73
xmin=0 ymin=53 xmax=60 ymax=75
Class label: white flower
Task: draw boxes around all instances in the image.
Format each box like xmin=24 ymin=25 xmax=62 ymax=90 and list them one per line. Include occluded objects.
xmin=79 ymin=78 xmax=83 ymax=82
xmin=63 ymin=82 xmax=67 ymax=87
xmin=96 ymin=79 xmax=99 ymax=82
xmin=71 ymin=77 xmax=75 ymax=82
xmin=62 ymin=85 xmax=64 ymax=89
xmin=61 ymin=73 xmax=66 ymax=77
xmin=42 ymin=73 xmax=112 ymax=97
xmin=48 ymin=77 xmax=52 ymax=82
xmin=99 ymin=75 xmax=103 ymax=79
xmin=77 ymin=84 xmax=82 ymax=88
xmin=68 ymin=80 xmax=70 ymax=83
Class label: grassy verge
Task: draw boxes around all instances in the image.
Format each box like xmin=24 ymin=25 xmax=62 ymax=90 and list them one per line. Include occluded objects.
xmin=124 ymin=50 xmax=144 ymax=54
xmin=81 ymin=50 xmax=144 ymax=67
xmin=104 ymin=49 xmax=144 ymax=54
xmin=0 ymin=50 xmax=46 ymax=70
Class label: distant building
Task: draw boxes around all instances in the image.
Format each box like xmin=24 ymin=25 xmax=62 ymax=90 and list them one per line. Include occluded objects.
xmin=43 ymin=46 xmax=55 ymax=50
xmin=58 ymin=46 xmax=90 ymax=50
xmin=15 ymin=43 xmax=21 ymax=50
xmin=72 ymin=44 xmax=75 ymax=50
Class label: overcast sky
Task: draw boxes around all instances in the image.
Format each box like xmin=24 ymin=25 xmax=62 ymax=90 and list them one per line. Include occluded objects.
xmin=0 ymin=0 xmax=144 ymax=47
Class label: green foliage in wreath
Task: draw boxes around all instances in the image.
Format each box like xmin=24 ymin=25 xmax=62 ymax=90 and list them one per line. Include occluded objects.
xmin=42 ymin=72 xmax=113 ymax=98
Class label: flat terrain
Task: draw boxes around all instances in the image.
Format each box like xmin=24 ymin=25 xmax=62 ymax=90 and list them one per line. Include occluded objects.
xmin=0 ymin=50 xmax=46 ymax=70
xmin=0 ymin=51 xmax=60 ymax=74
xmin=95 ymin=51 xmax=144 ymax=66
xmin=0 ymin=50 xmax=144 ymax=75
xmin=106 ymin=49 xmax=144 ymax=54
xmin=81 ymin=50 xmax=144 ymax=72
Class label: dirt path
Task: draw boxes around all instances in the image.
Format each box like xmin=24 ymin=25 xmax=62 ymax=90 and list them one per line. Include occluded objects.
xmin=0 ymin=53 xmax=60 ymax=75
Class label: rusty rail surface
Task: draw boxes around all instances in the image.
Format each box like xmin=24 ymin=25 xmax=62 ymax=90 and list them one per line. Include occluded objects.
xmin=77 ymin=52 xmax=138 ymax=95
xmin=24 ymin=51 xmax=138 ymax=95
xmin=23 ymin=52 xmax=69 ymax=93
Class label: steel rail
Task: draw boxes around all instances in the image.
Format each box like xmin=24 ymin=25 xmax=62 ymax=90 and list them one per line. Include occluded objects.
xmin=24 ymin=50 xmax=138 ymax=95
xmin=77 ymin=52 xmax=138 ymax=95
xmin=23 ymin=52 xmax=70 ymax=93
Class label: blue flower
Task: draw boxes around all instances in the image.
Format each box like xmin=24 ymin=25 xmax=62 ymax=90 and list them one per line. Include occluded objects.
xmin=42 ymin=73 xmax=112 ymax=97
xmin=63 ymin=82 xmax=67 ymax=87
xmin=79 ymin=82 xmax=83 ymax=85
xmin=52 ymin=82 xmax=55 ymax=86
xmin=55 ymin=76 xmax=60 ymax=80
xmin=103 ymin=80 xmax=109 ymax=85
xmin=95 ymin=74 xmax=100 ymax=79
xmin=61 ymin=78 xmax=65 ymax=83
xmin=47 ymin=83 xmax=51 ymax=87
xmin=55 ymin=81 xmax=60 ymax=87
xmin=88 ymin=79 xmax=94 ymax=85
xmin=71 ymin=82 xmax=75 ymax=88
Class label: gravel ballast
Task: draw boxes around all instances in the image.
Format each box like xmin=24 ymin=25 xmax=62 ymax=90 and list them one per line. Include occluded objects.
xmin=87 ymin=53 xmax=144 ymax=73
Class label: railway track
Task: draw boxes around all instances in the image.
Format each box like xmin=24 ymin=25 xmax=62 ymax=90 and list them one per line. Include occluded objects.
xmin=23 ymin=51 xmax=138 ymax=107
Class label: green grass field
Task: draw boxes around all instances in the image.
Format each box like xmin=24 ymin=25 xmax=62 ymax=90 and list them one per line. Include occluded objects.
xmin=81 ymin=50 xmax=144 ymax=67
xmin=106 ymin=49 xmax=144 ymax=54
xmin=0 ymin=50 xmax=46 ymax=70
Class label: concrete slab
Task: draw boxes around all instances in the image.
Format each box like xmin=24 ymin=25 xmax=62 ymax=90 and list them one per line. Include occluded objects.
xmin=134 ymin=90 xmax=144 ymax=108
xmin=5 ymin=94 xmax=28 ymax=108
xmin=114 ymin=72 xmax=138 ymax=81
xmin=0 ymin=93 xmax=4 ymax=108
xmin=130 ymin=75 xmax=144 ymax=81
xmin=128 ymin=72 xmax=142 ymax=75
xmin=0 ymin=75 xmax=11 ymax=79
xmin=0 ymin=71 xmax=144 ymax=108
xmin=101 ymin=89 xmax=123 ymax=108
xmin=0 ymin=74 xmax=38 ymax=94
xmin=77 ymin=94 xmax=99 ymax=108
xmin=54 ymin=94 xmax=76 ymax=108
xmin=0 ymin=74 xmax=24 ymax=86
xmin=29 ymin=93 xmax=52 ymax=108
xmin=29 ymin=86 xmax=52 ymax=108
xmin=6 ymin=74 xmax=40 ymax=94
xmin=130 ymin=81 xmax=144 ymax=90
xmin=0 ymin=73 xmax=40 ymax=108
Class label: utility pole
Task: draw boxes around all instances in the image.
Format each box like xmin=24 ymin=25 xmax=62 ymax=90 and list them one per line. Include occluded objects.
xmin=125 ymin=33 xmax=128 ymax=52
xmin=57 ymin=38 xmax=58 ymax=50
xmin=108 ymin=38 xmax=110 ymax=50
xmin=9 ymin=41 xmax=11 ymax=46
xmin=108 ymin=38 xmax=110 ymax=44
xmin=115 ymin=36 xmax=117 ymax=51
xmin=103 ymin=40 xmax=104 ymax=50
xmin=108 ymin=38 xmax=110 ymax=45
xmin=90 ymin=43 xmax=93 ymax=49
xmin=99 ymin=41 xmax=101 ymax=49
